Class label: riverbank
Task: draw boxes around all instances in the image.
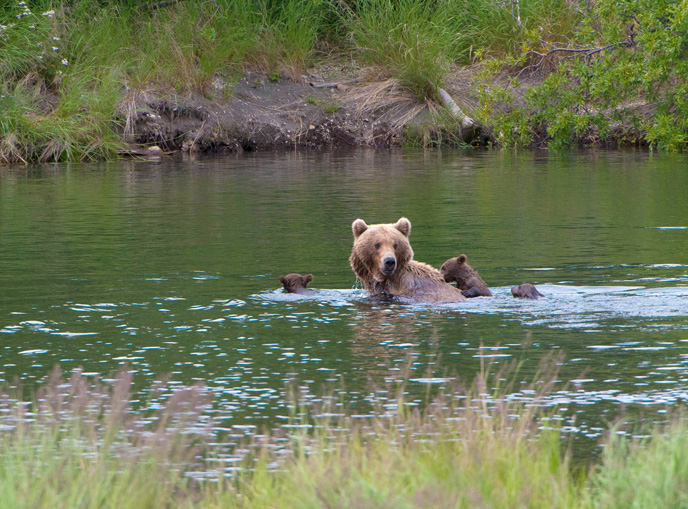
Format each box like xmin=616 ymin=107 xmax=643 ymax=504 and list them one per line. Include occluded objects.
xmin=3 ymin=60 xmax=652 ymax=161
xmin=121 ymin=63 xmax=658 ymax=157
xmin=2 ymin=0 xmax=684 ymax=165
xmin=119 ymin=66 xmax=490 ymax=157
xmin=10 ymin=63 xmax=657 ymax=163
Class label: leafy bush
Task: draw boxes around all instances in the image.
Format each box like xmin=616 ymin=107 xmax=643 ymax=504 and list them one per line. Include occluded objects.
xmin=476 ymin=0 xmax=688 ymax=150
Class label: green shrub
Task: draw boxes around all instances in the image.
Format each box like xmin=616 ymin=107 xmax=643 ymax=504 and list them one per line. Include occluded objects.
xmin=476 ymin=0 xmax=688 ymax=150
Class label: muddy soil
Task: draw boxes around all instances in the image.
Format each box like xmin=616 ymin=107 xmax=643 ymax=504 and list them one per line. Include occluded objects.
xmin=120 ymin=68 xmax=489 ymax=155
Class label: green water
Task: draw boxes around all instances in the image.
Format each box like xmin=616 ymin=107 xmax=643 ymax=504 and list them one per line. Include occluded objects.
xmin=1 ymin=149 xmax=688 ymax=439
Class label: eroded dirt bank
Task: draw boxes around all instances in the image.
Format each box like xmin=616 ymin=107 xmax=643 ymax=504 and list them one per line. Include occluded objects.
xmin=119 ymin=61 xmax=656 ymax=157
xmin=121 ymin=70 xmax=489 ymax=156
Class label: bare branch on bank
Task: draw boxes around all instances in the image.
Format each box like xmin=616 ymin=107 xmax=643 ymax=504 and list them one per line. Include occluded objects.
xmin=518 ymin=29 xmax=637 ymax=76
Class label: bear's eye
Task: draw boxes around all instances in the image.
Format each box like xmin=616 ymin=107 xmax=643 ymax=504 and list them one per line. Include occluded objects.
xmin=393 ymin=243 xmax=398 ymax=250
xmin=374 ymin=242 xmax=381 ymax=250
xmin=440 ymin=265 xmax=445 ymax=271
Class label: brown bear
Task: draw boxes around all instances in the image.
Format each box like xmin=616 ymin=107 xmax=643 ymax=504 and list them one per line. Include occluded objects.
xmin=279 ymin=273 xmax=315 ymax=295
xmin=439 ymin=254 xmax=493 ymax=298
xmin=511 ymin=283 xmax=544 ymax=299
xmin=349 ymin=217 xmax=466 ymax=303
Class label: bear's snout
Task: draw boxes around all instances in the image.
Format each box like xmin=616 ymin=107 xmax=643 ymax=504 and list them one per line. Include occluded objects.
xmin=382 ymin=256 xmax=397 ymax=275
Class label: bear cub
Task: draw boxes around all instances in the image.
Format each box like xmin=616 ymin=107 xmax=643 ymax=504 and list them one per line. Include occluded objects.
xmin=439 ymin=254 xmax=492 ymax=298
xmin=279 ymin=273 xmax=315 ymax=295
xmin=511 ymin=283 xmax=544 ymax=300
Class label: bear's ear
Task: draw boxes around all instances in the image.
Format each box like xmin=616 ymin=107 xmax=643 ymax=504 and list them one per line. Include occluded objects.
xmin=305 ymin=274 xmax=314 ymax=283
xmin=279 ymin=276 xmax=286 ymax=284
xmin=458 ymin=254 xmax=467 ymax=264
xmin=394 ymin=217 xmax=411 ymax=237
xmin=352 ymin=219 xmax=368 ymax=239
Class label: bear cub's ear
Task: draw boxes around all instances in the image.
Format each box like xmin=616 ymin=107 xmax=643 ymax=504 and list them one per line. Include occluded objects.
xmin=305 ymin=274 xmax=314 ymax=283
xmin=458 ymin=254 xmax=467 ymax=264
xmin=394 ymin=217 xmax=411 ymax=237
xmin=352 ymin=219 xmax=368 ymax=239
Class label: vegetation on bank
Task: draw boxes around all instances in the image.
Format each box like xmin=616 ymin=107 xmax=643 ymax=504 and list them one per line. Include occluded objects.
xmin=1 ymin=359 xmax=687 ymax=507
xmin=2 ymin=0 xmax=688 ymax=163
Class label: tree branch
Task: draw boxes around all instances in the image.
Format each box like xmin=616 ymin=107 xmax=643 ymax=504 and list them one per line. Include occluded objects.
xmin=517 ymin=35 xmax=636 ymax=77
xmin=437 ymin=88 xmax=474 ymax=128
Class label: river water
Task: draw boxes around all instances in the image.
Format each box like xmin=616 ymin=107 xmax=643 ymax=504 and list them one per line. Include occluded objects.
xmin=1 ymin=149 xmax=688 ymax=444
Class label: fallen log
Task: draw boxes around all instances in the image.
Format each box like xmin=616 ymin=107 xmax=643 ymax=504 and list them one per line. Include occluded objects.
xmin=437 ymin=87 xmax=474 ymax=128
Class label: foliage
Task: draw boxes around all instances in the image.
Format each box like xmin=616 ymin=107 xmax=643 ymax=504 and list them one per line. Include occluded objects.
xmin=0 ymin=367 xmax=211 ymax=508
xmin=476 ymin=0 xmax=688 ymax=150
xmin=0 ymin=2 xmax=60 ymax=83
xmin=0 ymin=2 xmax=122 ymax=162
xmin=0 ymin=357 xmax=580 ymax=507
xmin=0 ymin=0 xmax=335 ymax=163
xmin=4 ymin=0 xmax=688 ymax=160
xmin=451 ymin=0 xmax=586 ymax=62
xmin=228 ymin=354 xmax=581 ymax=508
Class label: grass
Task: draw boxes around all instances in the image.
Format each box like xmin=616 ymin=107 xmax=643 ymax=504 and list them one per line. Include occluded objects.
xmin=225 ymin=354 xmax=577 ymax=508
xmin=455 ymin=0 xmax=586 ymax=61
xmin=305 ymin=94 xmax=341 ymax=113
xmin=344 ymin=0 xmax=467 ymax=103
xmin=1 ymin=354 xmax=687 ymax=507
xmin=587 ymin=417 xmax=688 ymax=508
xmin=3 ymin=0 xmax=688 ymax=160
xmin=0 ymin=367 xmax=212 ymax=508
xmin=0 ymin=0 xmax=337 ymax=163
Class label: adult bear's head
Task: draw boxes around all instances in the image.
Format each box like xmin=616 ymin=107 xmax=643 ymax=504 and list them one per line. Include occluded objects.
xmin=349 ymin=217 xmax=413 ymax=282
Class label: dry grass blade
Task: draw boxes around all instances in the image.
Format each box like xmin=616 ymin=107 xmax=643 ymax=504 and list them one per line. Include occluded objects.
xmin=38 ymin=138 xmax=66 ymax=163
xmin=0 ymin=134 xmax=28 ymax=164
xmin=118 ymin=89 xmax=147 ymax=140
xmin=344 ymin=77 xmax=440 ymax=130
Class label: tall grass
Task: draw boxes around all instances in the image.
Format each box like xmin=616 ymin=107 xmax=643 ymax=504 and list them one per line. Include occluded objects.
xmin=246 ymin=0 xmax=329 ymax=81
xmin=46 ymin=0 xmax=332 ymax=92
xmin=343 ymin=0 xmax=585 ymax=101
xmin=588 ymin=418 xmax=688 ymax=508
xmin=453 ymin=0 xmax=586 ymax=61
xmin=2 ymin=357 xmax=688 ymax=506
xmin=0 ymin=367 xmax=212 ymax=507
xmin=226 ymin=355 xmax=580 ymax=508
xmin=345 ymin=0 xmax=468 ymax=102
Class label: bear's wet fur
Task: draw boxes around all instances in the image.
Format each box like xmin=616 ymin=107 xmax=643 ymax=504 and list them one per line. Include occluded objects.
xmin=511 ymin=283 xmax=544 ymax=299
xmin=349 ymin=217 xmax=466 ymax=303
xmin=439 ymin=254 xmax=492 ymax=298
xmin=279 ymin=273 xmax=315 ymax=295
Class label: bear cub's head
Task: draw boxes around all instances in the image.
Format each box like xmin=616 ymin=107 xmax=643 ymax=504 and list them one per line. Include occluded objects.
xmin=279 ymin=273 xmax=313 ymax=293
xmin=350 ymin=217 xmax=413 ymax=282
xmin=439 ymin=254 xmax=474 ymax=286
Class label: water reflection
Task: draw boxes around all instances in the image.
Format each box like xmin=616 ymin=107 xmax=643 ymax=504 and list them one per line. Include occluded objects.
xmin=1 ymin=149 xmax=688 ymax=446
